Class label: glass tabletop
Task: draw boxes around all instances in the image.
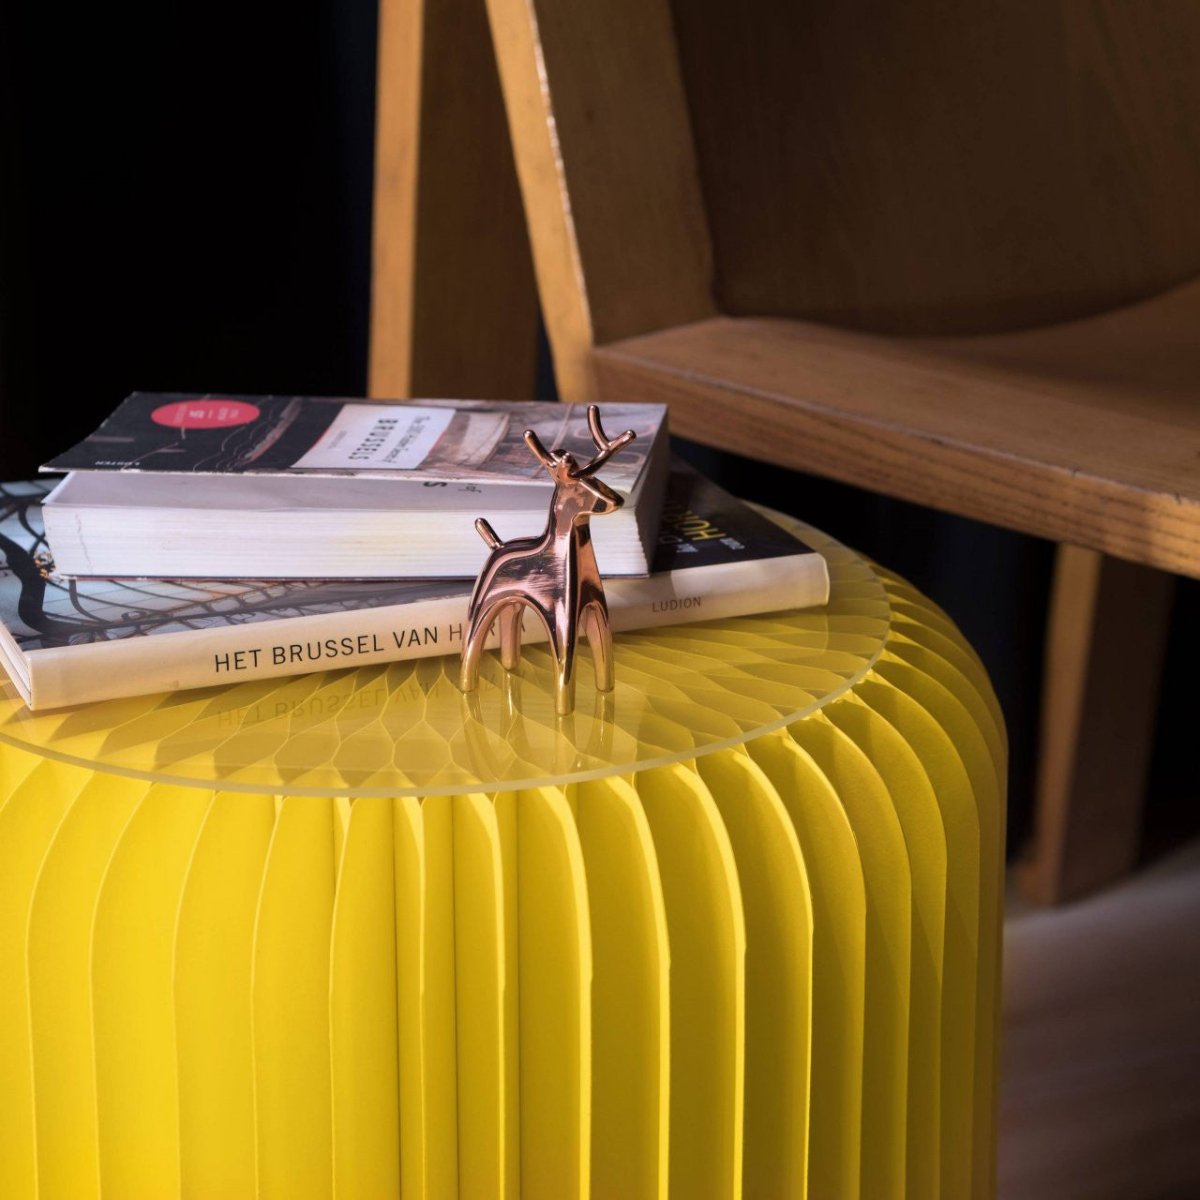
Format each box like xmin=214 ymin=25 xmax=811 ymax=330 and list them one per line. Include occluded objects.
xmin=0 ymin=520 xmax=891 ymax=796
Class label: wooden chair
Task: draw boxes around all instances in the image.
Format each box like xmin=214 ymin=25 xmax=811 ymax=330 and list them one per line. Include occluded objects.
xmin=370 ymin=0 xmax=1200 ymax=902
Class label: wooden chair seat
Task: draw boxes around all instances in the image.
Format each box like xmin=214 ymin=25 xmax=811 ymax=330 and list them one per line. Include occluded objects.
xmin=595 ymin=279 xmax=1200 ymax=578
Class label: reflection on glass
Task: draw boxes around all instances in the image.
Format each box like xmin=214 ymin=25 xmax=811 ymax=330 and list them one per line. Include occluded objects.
xmin=0 ymin=520 xmax=891 ymax=795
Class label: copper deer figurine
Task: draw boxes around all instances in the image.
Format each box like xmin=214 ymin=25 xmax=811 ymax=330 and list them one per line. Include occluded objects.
xmin=459 ymin=405 xmax=636 ymax=715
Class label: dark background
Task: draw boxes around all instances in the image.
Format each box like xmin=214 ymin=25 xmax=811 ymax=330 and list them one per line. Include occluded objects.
xmin=0 ymin=0 xmax=379 ymax=452
xmin=2 ymin=1 xmax=1195 ymax=857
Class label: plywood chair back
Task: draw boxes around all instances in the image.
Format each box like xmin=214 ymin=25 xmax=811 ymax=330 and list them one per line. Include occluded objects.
xmin=486 ymin=0 xmax=1200 ymax=396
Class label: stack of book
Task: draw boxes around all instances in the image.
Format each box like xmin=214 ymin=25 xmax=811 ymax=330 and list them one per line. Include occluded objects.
xmin=0 ymin=394 xmax=829 ymax=709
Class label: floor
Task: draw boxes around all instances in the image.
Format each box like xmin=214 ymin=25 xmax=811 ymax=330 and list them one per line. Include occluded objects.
xmin=999 ymin=842 xmax=1200 ymax=1199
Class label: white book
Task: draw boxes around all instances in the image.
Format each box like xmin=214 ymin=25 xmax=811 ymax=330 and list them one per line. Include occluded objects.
xmin=42 ymin=395 xmax=670 ymax=579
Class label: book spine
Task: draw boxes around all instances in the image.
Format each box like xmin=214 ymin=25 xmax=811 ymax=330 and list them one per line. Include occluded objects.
xmin=26 ymin=555 xmax=828 ymax=710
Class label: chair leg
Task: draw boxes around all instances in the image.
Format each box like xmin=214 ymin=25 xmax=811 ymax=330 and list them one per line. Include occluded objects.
xmin=370 ymin=0 xmax=539 ymax=400
xmin=1021 ymin=545 xmax=1175 ymax=904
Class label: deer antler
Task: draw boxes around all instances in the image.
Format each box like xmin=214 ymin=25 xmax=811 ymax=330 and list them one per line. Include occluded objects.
xmin=576 ymin=405 xmax=636 ymax=477
xmin=523 ymin=428 xmax=558 ymax=470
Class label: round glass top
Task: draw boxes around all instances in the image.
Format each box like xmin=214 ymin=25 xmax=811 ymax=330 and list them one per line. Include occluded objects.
xmin=0 ymin=520 xmax=891 ymax=796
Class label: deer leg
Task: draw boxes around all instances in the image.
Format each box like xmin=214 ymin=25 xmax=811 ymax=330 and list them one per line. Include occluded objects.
xmin=460 ymin=604 xmax=499 ymax=692
xmin=584 ymin=601 xmax=614 ymax=692
xmin=551 ymin=614 xmax=578 ymax=717
xmin=499 ymin=602 xmax=523 ymax=671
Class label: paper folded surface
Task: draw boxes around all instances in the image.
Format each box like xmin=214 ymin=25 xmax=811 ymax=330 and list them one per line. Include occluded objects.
xmin=0 ymin=543 xmax=1005 ymax=1199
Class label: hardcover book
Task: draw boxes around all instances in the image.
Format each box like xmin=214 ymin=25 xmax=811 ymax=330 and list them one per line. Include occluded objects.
xmin=41 ymin=394 xmax=670 ymax=579
xmin=0 ymin=470 xmax=829 ymax=709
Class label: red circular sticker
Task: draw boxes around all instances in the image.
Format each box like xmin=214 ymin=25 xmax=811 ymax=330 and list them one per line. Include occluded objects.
xmin=151 ymin=398 xmax=261 ymax=429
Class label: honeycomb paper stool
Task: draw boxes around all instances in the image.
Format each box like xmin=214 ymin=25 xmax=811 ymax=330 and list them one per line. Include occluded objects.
xmin=0 ymin=520 xmax=1005 ymax=1200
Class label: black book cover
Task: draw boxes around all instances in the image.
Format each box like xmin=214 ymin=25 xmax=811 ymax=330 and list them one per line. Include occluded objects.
xmin=43 ymin=393 xmax=665 ymax=486
xmin=44 ymin=393 xmax=344 ymax=474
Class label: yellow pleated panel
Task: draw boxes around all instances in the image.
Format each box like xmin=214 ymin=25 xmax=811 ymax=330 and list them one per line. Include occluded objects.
xmin=878 ymin=576 xmax=995 ymax=689
xmin=153 ymin=678 xmax=310 ymax=778
xmin=748 ymin=731 xmax=866 ymax=1200
xmin=874 ymin=656 xmax=1005 ymax=1200
xmin=911 ymin=639 xmax=1006 ymax=824
xmin=789 ymin=716 xmax=912 ymax=1199
xmin=27 ymin=771 xmax=145 ymax=1200
xmin=92 ymin=784 xmax=211 ymax=1199
xmin=882 ymin=652 xmax=1003 ymax=949
xmin=273 ymin=666 xmax=391 ymax=787
xmin=696 ymin=749 xmax=813 ymax=1200
xmin=393 ymin=797 xmax=432 ymax=1199
xmin=494 ymin=792 xmax=522 ymax=1200
xmin=176 ymin=790 xmax=277 ymax=1198
xmin=874 ymin=637 xmax=1004 ymax=883
xmin=351 ymin=668 xmax=445 ymax=792
xmin=329 ymin=796 xmax=401 ymax=1200
xmin=252 ymin=795 xmax=336 ymax=1199
xmin=209 ymin=673 xmax=327 ymax=783
xmin=889 ymin=617 xmax=1006 ymax=757
xmin=514 ymin=786 xmax=593 ymax=1200
xmin=890 ymin=606 xmax=988 ymax=686
xmin=407 ymin=659 xmax=495 ymax=774
xmin=0 ymin=760 xmax=79 ymax=1200
xmin=636 ymin=762 xmax=746 ymax=1200
xmin=881 ymin=586 xmax=1007 ymax=762
xmin=856 ymin=677 xmax=981 ymax=1199
xmin=887 ymin=638 xmax=1006 ymax=785
xmin=0 ymin=741 xmax=39 ymax=798
xmin=334 ymin=683 xmax=411 ymax=791
xmin=65 ymin=695 xmax=184 ymax=762
xmin=825 ymin=695 xmax=948 ymax=1198
xmin=332 ymin=795 xmax=351 ymax=866
xmin=453 ymin=793 xmax=508 ymax=1199
xmin=569 ymin=775 xmax=671 ymax=1200
xmin=879 ymin=576 xmax=961 ymax=626
xmin=421 ymin=794 xmax=461 ymax=1197
xmin=38 ymin=693 xmax=165 ymax=761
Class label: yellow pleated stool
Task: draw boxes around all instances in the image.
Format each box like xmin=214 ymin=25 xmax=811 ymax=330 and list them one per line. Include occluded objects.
xmin=0 ymin=520 xmax=1005 ymax=1199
